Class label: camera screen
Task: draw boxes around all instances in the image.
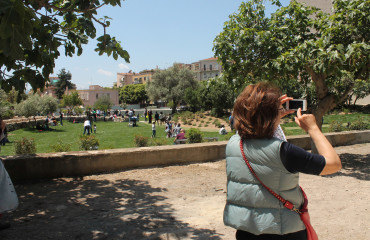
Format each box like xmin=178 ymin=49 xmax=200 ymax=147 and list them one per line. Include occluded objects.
xmin=289 ymin=100 xmax=304 ymax=109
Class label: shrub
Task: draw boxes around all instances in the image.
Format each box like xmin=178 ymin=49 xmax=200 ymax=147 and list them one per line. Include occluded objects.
xmin=172 ymin=115 xmax=179 ymax=123
xmin=79 ymin=135 xmax=100 ymax=150
xmin=2 ymin=109 xmax=14 ymax=119
xmin=205 ymin=124 xmax=209 ymax=127
xmin=14 ymin=137 xmax=36 ymax=155
xmin=213 ymin=119 xmax=222 ymax=128
xmin=329 ymin=120 xmax=344 ymax=132
xmin=150 ymin=138 xmax=167 ymax=146
xmin=187 ymin=128 xmax=203 ymax=143
xmin=51 ymin=140 xmax=71 ymax=152
xmin=198 ymin=124 xmax=202 ymax=127
xmin=134 ymin=135 xmax=149 ymax=147
xmin=348 ymin=117 xmax=369 ymax=130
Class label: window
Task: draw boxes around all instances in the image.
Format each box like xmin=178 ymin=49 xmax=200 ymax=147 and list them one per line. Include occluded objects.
xmin=96 ymin=93 xmax=98 ymax=99
xmin=210 ymin=64 xmax=212 ymax=71
xmin=204 ymin=64 xmax=206 ymax=71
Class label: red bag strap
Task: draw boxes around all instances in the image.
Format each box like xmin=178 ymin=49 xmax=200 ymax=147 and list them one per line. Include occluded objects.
xmin=240 ymin=139 xmax=301 ymax=213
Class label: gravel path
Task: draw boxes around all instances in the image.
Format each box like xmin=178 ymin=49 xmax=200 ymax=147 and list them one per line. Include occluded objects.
xmin=0 ymin=143 xmax=369 ymax=240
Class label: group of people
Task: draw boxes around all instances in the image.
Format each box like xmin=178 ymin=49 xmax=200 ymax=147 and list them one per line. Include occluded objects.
xmin=151 ymin=121 xmax=186 ymax=144
xmin=144 ymin=108 xmax=171 ymax=125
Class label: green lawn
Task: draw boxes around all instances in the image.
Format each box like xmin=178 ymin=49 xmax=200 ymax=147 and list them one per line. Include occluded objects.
xmin=0 ymin=112 xmax=368 ymax=156
xmin=0 ymin=121 xmax=231 ymax=156
xmin=281 ymin=112 xmax=369 ymax=135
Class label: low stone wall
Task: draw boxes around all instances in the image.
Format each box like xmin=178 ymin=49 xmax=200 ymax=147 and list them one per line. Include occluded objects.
xmin=2 ymin=130 xmax=370 ymax=182
xmin=4 ymin=116 xmax=114 ymax=132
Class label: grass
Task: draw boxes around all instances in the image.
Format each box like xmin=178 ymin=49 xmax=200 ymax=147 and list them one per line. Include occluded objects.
xmin=1 ymin=112 xmax=368 ymax=156
xmin=280 ymin=112 xmax=369 ymax=135
xmin=0 ymin=121 xmax=231 ymax=156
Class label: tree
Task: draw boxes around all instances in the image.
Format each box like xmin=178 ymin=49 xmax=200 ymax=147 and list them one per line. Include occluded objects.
xmin=146 ymin=64 xmax=198 ymax=114
xmin=214 ymin=0 xmax=369 ymax=127
xmin=203 ymin=77 xmax=235 ymax=117
xmin=40 ymin=95 xmax=59 ymax=115
xmin=119 ymin=84 xmax=148 ymax=104
xmin=0 ymin=89 xmax=14 ymax=119
xmin=15 ymin=94 xmax=58 ymax=118
xmin=15 ymin=94 xmax=40 ymax=121
xmin=0 ymin=0 xmax=130 ymax=92
xmin=349 ymin=79 xmax=370 ymax=105
xmin=94 ymin=95 xmax=112 ymax=112
xmin=61 ymin=91 xmax=83 ymax=111
xmin=54 ymin=69 xmax=76 ymax=99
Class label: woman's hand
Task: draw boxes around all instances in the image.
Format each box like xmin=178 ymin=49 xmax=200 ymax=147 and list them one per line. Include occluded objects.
xmin=294 ymin=108 xmax=341 ymax=175
xmin=279 ymin=95 xmax=295 ymax=118
xmin=294 ymin=108 xmax=319 ymax=133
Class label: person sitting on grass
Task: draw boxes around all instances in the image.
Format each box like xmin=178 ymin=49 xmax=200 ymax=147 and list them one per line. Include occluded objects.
xmin=174 ymin=129 xmax=186 ymax=144
xmin=219 ymin=125 xmax=227 ymax=135
xmin=173 ymin=123 xmax=182 ymax=137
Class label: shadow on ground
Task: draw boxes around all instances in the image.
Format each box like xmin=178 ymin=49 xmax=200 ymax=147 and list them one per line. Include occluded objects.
xmin=0 ymin=178 xmax=223 ymax=240
xmin=323 ymin=153 xmax=369 ymax=180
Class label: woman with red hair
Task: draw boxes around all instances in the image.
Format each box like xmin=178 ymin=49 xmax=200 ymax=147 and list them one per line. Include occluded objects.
xmin=224 ymin=82 xmax=341 ymax=239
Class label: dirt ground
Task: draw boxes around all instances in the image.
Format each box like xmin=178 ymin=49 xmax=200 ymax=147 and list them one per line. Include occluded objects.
xmin=0 ymin=143 xmax=369 ymax=240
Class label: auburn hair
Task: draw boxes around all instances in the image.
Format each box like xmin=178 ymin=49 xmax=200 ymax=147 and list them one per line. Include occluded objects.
xmin=233 ymin=82 xmax=281 ymax=139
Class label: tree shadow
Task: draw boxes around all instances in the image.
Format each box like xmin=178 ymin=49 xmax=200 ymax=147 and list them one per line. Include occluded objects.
xmin=22 ymin=128 xmax=66 ymax=133
xmin=322 ymin=153 xmax=369 ymax=180
xmin=0 ymin=178 xmax=223 ymax=240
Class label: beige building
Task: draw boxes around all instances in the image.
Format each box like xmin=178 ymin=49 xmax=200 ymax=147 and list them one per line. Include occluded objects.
xmin=75 ymin=85 xmax=119 ymax=107
xmin=191 ymin=57 xmax=222 ymax=81
xmin=296 ymin=0 xmax=332 ymax=13
xmin=133 ymin=69 xmax=155 ymax=85
xmin=116 ymin=70 xmax=155 ymax=87
xmin=116 ymin=71 xmax=135 ymax=87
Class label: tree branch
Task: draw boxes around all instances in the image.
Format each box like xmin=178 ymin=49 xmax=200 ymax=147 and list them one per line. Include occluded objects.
xmin=305 ymin=65 xmax=328 ymax=100
xmin=42 ymin=2 xmax=106 ymax=14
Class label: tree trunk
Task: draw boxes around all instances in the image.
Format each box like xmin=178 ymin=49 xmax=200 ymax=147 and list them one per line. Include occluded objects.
xmin=171 ymin=100 xmax=178 ymax=114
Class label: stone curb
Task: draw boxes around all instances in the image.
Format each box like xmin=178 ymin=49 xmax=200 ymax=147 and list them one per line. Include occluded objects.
xmin=2 ymin=130 xmax=369 ymax=183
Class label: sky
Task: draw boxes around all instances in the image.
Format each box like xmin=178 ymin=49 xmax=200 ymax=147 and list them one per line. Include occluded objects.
xmin=52 ymin=0 xmax=290 ymax=90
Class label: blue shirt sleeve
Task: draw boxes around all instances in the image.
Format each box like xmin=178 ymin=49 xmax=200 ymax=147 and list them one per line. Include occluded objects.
xmin=280 ymin=142 xmax=326 ymax=175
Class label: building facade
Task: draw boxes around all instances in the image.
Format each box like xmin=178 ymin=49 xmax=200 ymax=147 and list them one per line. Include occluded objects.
xmin=75 ymin=85 xmax=119 ymax=107
xmin=191 ymin=57 xmax=222 ymax=81
xmin=116 ymin=71 xmax=135 ymax=87
xmin=296 ymin=0 xmax=332 ymax=13
xmin=117 ymin=70 xmax=155 ymax=87
xmin=133 ymin=70 xmax=155 ymax=85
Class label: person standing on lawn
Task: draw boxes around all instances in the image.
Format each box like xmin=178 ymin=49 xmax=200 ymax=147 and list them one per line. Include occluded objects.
xmin=152 ymin=122 xmax=156 ymax=138
xmin=59 ymin=111 xmax=63 ymax=126
xmin=83 ymin=119 xmax=91 ymax=135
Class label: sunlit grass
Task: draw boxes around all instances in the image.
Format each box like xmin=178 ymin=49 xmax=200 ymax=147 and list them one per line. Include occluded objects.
xmin=0 ymin=112 xmax=367 ymax=156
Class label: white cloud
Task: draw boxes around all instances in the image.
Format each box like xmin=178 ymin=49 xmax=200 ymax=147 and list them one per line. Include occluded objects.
xmin=97 ymin=69 xmax=114 ymax=77
xmin=118 ymin=63 xmax=130 ymax=70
